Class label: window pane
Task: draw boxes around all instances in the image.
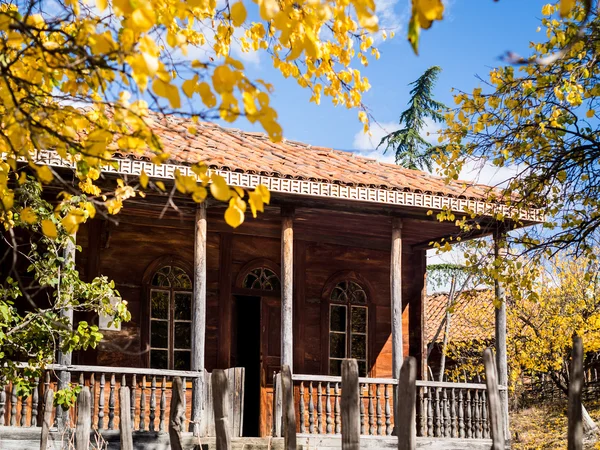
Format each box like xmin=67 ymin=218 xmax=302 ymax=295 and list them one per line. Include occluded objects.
xmin=330 ymin=333 xmax=346 ymax=358
xmin=329 ymin=359 xmax=342 ymax=376
xmin=151 ymin=320 xmax=168 ymax=348
xmin=150 ymin=350 xmax=168 ymax=369
xmin=174 ymin=351 xmax=191 ymax=370
xmin=330 ymin=305 xmax=346 ymax=332
xmin=172 ymin=267 xmax=192 ymax=289
xmin=351 ymin=307 xmax=367 ymax=333
xmin=174 ymin=293 xmax=192 ymax=320
xmin=152 ymin=267 xmax=171 ymax=287
xmin=357 ymin=360 xmax=367 ymax=377
xmin=174 ymin=322 xmax=191 ymax=349
xmin=151 ymin=291 xmax=169 ymax=319
xmin=351 ymin=335 xmax=367 ymax=360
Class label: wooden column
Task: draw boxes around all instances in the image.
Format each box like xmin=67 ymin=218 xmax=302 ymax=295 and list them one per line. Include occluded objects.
xmin=281 ymin=207 xmax=294 ymax=372
xmin=57 ymin=234 xmax=76 ymax=429
xmin=493 ymin=230 xmax=509 ymax=441
xmin=391 ymin=218 xmax=403 ymax=380
xmin=191 ymin=203 xmax=207 ymax=436
xmin=408 ymin=249 xmax=427 ymax=380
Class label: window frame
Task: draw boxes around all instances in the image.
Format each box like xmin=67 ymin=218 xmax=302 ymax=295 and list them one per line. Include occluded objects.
xmin=143 ymin=258 xmax=194 ymax=370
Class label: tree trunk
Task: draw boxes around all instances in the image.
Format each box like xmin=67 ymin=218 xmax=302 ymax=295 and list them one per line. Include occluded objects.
xmin=438 ymin=276 xmax=457 ymax=382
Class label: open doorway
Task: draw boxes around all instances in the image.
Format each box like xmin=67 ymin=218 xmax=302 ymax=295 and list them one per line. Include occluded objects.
xmin=233 ymin=295 xmax=261 ymax=437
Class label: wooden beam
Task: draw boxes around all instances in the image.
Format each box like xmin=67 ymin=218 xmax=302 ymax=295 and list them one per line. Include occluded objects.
xmin=218 ymin=233 xmax=233 ymax=369
xmin=391 ymin=218 xmax=403 ymax=381
xmin=56 ymin=234 xmax=76 ymax=429
xmin=191 ymin=203 xmax=207 ymax=436
xmin=493 ymin=230 xmax=509 ymax=441
xmin=281 ymin=207 xmax=294 ymax=371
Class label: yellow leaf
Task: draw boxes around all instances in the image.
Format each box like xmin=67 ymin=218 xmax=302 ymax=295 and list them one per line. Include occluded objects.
xmin=559 ymin=0 xmax=576 ymax=17
xmin=97 ymin=0 xmax=107 ymax=11
xmin=41 ymin=219 xmax=58 ymax=239
xmin=20 ymin=207 xmax=37 ymax=224
xmin=198 ymin=83 xmax=217 ymax=108
xmin=230 ymin=2 xmax=247 ymax=27
xmin=586 ymin=109 xmax=595 ymax=118
xmin=182 ymin=78 xmax=197 ymax=99
xmin=139 ymin=169 xmax=149 ymax=189
xmin=35 ymin=165 xmax=54 ymax=184
xmin=224 ymin=200 xmax=245 ymax=228
xmin=255 ymin=184 xmax=270 ymax=204
xmin=155 ymin=181 xmax=166 ymax=191
xmin=152 ymin=78 xmax=181 ymax=109
xmin=541 ymin=4 xmax=554 ymax=16
xmin=210 ymin=174 xmax=232 ymax=201
xmin=248 ymin=190 xmax=264 ymax=218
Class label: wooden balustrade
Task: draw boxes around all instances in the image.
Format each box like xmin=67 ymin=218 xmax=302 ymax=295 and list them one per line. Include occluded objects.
xmin=280 ymin=373 xmax=505 ymax=440
xmin=0 ymin=364 xmax=201 ymax=431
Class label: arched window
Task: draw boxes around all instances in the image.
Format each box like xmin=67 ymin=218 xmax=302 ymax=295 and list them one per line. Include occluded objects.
xmin=149 ymin=265 xmax=192 ymax=370
xmin=243 ymin=267 xmax=281 ymax=291
xmin=328 ymin=279 xmax=369 ymax=377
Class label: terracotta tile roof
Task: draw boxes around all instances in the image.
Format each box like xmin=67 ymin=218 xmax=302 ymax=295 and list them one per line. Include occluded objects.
xmin=425 ymin=289 xmax=495 ymax=343
xmin=128 ymin=115 xmax=498 ymax=202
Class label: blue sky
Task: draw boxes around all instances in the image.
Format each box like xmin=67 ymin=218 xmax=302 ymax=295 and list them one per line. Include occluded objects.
xmin=224 ymin=0 xmax=549 ymax=155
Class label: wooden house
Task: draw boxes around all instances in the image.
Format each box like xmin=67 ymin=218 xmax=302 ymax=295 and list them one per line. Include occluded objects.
xmin=0 ymin=115 xmax=541 ymax=447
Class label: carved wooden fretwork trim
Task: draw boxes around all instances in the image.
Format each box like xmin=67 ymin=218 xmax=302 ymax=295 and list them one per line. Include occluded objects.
xmin=28 ymin=150 xmax=544 ymax=221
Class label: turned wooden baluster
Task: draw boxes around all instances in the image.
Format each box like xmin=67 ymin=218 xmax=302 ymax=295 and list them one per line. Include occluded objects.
xmin=368 ymin=384 xmax=375 ymax=435
xmin=433 ymin=388 xmax=441 ymax=437
xmin=384 ymin=384 xmax=391 ymax=435
xmin=108 ymin=373 xmax=116 ymax=430
xmin=465 ymin=389 xmax=472 ymax=438
xmin=130 ymin=375 xmax=136 ymax=428
xmin=149 ymin=376 xmax=157 ymax=431
xmin=0 ymin=383 xmax=5 ymax=426
xmin=482 ymin=390 xmax=489 ymax=438
xmin=160 ymin=376 xmax=167 ymax=432
xmin=334 ymin=382 xmax=341 ymax=434
xmin=450 ymin=388 xmax=457 ymax=438
xmin=139 ymin=375 xmax=146 ymax=431
xmin=10 ymin=381 xmax=17 ymax=426
xmin=359 ymin=384 xmax=365 ymax=435
xmin=90 ymin=374 xmax=95 ymax=429
xmin=426 ymin=388 xmax=433 ymax=437
xmin=31 ymin=377 xmax=39 ymax=427
xmin=458 ymin=389 xmax=465 ymax=438
xmin=443 ymin=389 xmax=450 ymax=437
xmin=474 ymin=390 xmax=482 ymax=439
xmin=308 ymin=382 xmax=315 ymax=433
xmin=326 ymin=382 xmax=333 ymax=434
xmin=299 ymin=382 xmax=305 ymax=433
xmin=98 ymin=373 xmax=106 ymax=430
xmin=375 ymin=384 xmax=383 ymax=435
xmin=20 ymin=389 xmax=28 ymax=427
xmin=317 ymin=382 xmax=323 ymax=434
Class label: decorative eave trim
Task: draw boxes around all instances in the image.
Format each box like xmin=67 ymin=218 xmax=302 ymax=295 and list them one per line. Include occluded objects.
xmin=31 ymin=150 xmax=544 ymax=222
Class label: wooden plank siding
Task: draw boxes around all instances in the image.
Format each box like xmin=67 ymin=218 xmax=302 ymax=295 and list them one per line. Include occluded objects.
xmin=73 ymin=206 xmax=428 ymax=437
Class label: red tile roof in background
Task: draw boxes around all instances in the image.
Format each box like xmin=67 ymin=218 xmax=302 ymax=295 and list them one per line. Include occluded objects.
xmin=426 ymin=289 xmax=495 ymax=343
xmin=141 ymin=115 xmax=497 ymax=201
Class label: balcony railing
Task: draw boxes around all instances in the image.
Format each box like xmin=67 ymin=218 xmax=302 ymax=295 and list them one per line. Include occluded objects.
xmin=0 ymin=364 xmax=244 ymax=437
xmin=273 ymin=373 xmax=506 ymax=439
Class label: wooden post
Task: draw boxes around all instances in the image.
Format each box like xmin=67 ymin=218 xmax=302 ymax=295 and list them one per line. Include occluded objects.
xmin=396 ymin=356 xmax=417 ymax=450
xmin=483 ymin=348 xmax=505 ymax=450
xmin=75 ymin=387 xmax=91 ymax=450
xmin=191 ymin=203 xmax=207 ymax=436
xmin=213 ymin=370 xmax=232 ymax=450
xmin=57 ymin=235 xmax=76 ymax=429
xmin=281 ymin=208 xmax=294 ymax=371
xmin=40 ymin=388 xmax=53 ymax=450
xmin=341 ymin=360 xmax=360 ymax=450
xmin=120 ymin=386 xmax=134 ymax=450
xmin=391 ymin=218 xmax=403 ymax=424
xmin=273 ymin=372 xmax=283 ymax=437
xmin=169 ymin=377 xmax=185 ymax=450
xmin=281 ymin=366 xmax=296 ymax=450
xmin=568 ymin=336 xmax=583 ymax=450
xmin=493 ymin=231 xmax=509 ymax=441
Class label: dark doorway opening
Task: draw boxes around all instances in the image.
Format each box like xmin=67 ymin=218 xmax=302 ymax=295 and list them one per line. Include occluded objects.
xmin=234 ymin=295 xmax=261 ymax=437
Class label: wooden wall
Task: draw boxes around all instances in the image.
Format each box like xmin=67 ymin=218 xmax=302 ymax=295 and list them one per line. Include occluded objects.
xmin=75 ymin=206 xmax=425 ymax=378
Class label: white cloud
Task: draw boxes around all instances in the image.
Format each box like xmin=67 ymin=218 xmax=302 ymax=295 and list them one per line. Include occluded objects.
xmin=374 ymin=0 xmax=403 ymax=40
xmin=456 ymin=159 xmax=523 ymax=189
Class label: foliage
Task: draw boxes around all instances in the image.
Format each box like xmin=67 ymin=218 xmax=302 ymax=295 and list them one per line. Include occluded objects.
xmin=437 ymin=2 xmax=600 ymax=260
xmin=379 ymin=66 xmax=446 ymax=171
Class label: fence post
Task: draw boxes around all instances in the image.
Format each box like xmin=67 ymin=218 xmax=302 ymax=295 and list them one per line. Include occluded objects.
xmin=169 ymin=377 xmax=185 ymax=450
xmin=397 ymin=356 xmax=417 ymax=450
xmin=483 ymin=348 xmax=505 ymax=450
xmin=40 ymin=388 xmax=54 ymax=450
xmin=280 ymin=366 xmax=297 ymax=450
xmin=75 ymin=387 xmax=91 ymax=450
xmin=213 ymin=369 xmax=232 ymax=450
xmin=568 ymin=336 xmax=584 ymax=450
xmin=341 ymin=359 xmax=360 ymax=450
xmin=273 ymin=372 xmax=283 ymax=437
xmin=120 ymin=386 xmax=134 ymax=450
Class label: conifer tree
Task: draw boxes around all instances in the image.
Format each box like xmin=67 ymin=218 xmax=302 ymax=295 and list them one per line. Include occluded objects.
xmin=379 ymin=66 xmax=446 ymax=171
